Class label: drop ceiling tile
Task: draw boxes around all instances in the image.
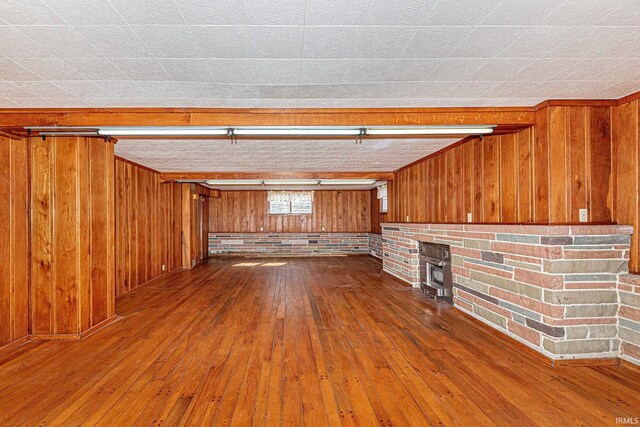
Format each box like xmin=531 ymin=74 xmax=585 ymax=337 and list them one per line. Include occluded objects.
xmin=479 ymin=0 xmax=562 ymax=25
xmin=191 ymin=26 xmax=252 ymax=58
xmin=561 ymin=58 xmax=629 ymax=81
xmin=300 ymin=60 xmax=348 ymax=84
xmin=538 ymin=0 xmax=628 ymax=26
xmin=429 ymin=59 xmax=490 ymax=81
xmin=297 ymin=84 xmax=347 ymax=99
xmin=52 ymin=80 xmax=113 ymax=98
xmin=159 ymin=59 xmax=214 ymax=82
xmin=384 ymin=59 xmax=441 ymax=81
xmin=401 ymin=26 xmax=475 ymax=58
xmin=110 ymin=58 xmax=172 ymax=81
xmin=0 ymin=27 xmax=53 ymax=58
xmin=342 ymin=59 xmax=395 ymax=83
xmin=596 ymin=59 xmax=640 ymax=82
xmin=452 ymin=81 xmax=501 ymax=98
xmin=0 ymin=82 xmax=36 ymax=98
xmin=12 ymin=58 xmax=86 ymax=80
xmin=84 ymin=98 xmax=157 ymax=107
xmin=255 ymin=59 xmax=301 ymax=84
xmin=554 ymin=80 xmax=613 ymax=98
xmin=490 ymin=80 xmax=575 ymax=98
xmin=45 ymin=0 xmax=124 ymax=24
xmin=175 ymin=0 xmax=245 ymax=25
xmin=73 ymin=25 xmax=153 ymax=58
xmin=109 ymin=0 xmax=185 ymax=25
xmin=597 ymin=0 xmax=640 ymax=26
xmin=260 ymin=98 xmax=298 ymax=108
xmin=546 ymin=27 xmax=636 ymax=59
xmin=248 ymin=26 xmax=304 ymax=59
xmin=450 ymin=27 xmax=529 ymax=58
xmin=423 ymin=0 xmax=501 ymax=25
xmin=4 ymin=97 xmax=53 ymax=106
xmin=258 ymin=85 xmax=299 ymax=99
xmin=96 ymin=80 xmax=148 ymax=98
xmin=12 ymin=81 xmax=72 ymax=97
xmin=133 ymin=26 xmax=201 ymax=58
xmin=508 ymin=58 xmax=583 ymax=81
xmin=592 ymin=30 xmax=640 ymax=59
xmin=596 ymin=81 xmax=640 ymax=98
xmin=45 ymin=98 xmax=91 ymax=107
xmin=302 ymin=26 xmax=360 ymax=58
xmin=135 ymin=81 xmax=187 ymax=98
xmin=0 ymin=59 xmax=44 ymax=81
xmin=0 ymin=98 xmax=17 ymax=108
xmin=466 ymin=58 xmax=531 ymax=81
xmin=496 ymin=26 xmax=575 ymax=58
xmin=64 ymin=58 xmax=130 ymax=80
xmin=305 ymin=0 xmax=370 ymax=25
xmin=364 ymin=0 xmax=436 ymax=25
xmin=0 ymin=0 xmax=65 ymax=25
xmin=352 ymin=27 xmax=416 ymax=58
xmin=242 ymin=0 xmax=306 ymax=25
xmin=18 ymin=26 xmax=102 ymax=58
xmin=207 ymin=59 xmax=257 ymax=83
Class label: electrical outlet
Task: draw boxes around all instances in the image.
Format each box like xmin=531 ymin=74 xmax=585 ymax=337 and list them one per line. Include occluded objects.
xmin=579 ymin=208 xmax=588 ymax=222
xmin=260 ymin=226 xmax=264 ymax=232
xmin=162 ymin=264 xmax=165 ymax=272
xmin=322 ymin=226 xmax=325 ymax=232
xmin=406 ymin=215 xmax=410 ymax=222
xmin=467 ymin=212 xmax=472 ymax=223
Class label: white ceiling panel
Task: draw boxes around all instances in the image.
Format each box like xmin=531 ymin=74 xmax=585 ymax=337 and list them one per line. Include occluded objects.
xmin=114 ymin=137 xmax=461 ymax=172
xmin=0 ymin=0 xmax=638 ymax=107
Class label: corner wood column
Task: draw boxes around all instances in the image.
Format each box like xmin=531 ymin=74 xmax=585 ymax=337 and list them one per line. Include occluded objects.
xmin=181 ymin=183 xmax=195 ymax=269
xmin=29 ymin=136 xmax=116 ymax=339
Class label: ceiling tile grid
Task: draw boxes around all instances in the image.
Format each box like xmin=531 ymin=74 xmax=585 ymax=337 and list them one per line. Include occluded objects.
xmin=0 ymin=0 xmax=638 ymax=107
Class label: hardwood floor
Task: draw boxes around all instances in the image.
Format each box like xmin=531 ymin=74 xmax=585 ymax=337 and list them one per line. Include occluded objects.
xmin=1 ymin=256 xmax=639 ymax=426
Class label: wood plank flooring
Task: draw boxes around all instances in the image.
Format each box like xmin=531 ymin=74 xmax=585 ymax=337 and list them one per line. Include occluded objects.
xmin=1 ymin=256 xmax=639 ymax=426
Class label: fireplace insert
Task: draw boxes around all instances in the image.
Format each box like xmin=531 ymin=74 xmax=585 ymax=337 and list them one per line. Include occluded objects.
xmin=419 ymin=241 xmax=453 ymax=305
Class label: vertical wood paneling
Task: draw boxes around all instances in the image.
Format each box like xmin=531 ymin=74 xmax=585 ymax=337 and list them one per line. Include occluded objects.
xmin=209 ymin=190 xmax=371 ymax=233
xmin=517 ymin=127 xmax=534 ymax=222
xmin=29 ymin=136 xmax=115 ymax=338
xmin=500 ymin=134 xmax=518 ymax=222
xmin=0 ymin=135 xmax=29 ymax=348
xmin=483 ymin=136 xmax=500 ymax=222
xmin=114 ymin=158 xmax=184 ymax=297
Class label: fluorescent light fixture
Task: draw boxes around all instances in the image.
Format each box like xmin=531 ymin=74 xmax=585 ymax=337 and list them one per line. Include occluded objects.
xmin=366 ymin=126 xmax=495 ymax=135
xmin=319 ymin=179 xmax=376 ymax=185
xmin=98 ymin=127 xmax=229 ymax=136
xmin=263 ymin=179 xmax=320 ymax=185
xmin=206 ymin=179 xmax=263 ymax=185
xmin=233 ymin=127 xmax=362 ymax=136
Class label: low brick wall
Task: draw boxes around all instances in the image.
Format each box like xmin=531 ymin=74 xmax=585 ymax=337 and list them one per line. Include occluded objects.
xmin=208 ymin=233 xmax=370 ymax=255
xmin=369 ymin=233 xmax=383 ymax=259
xmin=382 ymin=223 xmax=634 ymax=362
xmin=618 ymin=274 xmax=640 ymax=365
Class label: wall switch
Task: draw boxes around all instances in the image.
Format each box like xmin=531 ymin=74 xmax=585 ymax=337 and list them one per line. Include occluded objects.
xmin=467 ymin=212 xmax=472 ymax=223
xmin=260 ymin=226 xmax=264 ymax=232
xmin=406 ymin=215 xmax=410 ymax=222
xmin=322 ymin=226 xmax=325 ymax=232
xmin=162 ymin=264 xmax=165 ymax=272
xmin=579 ymin=208 xmax=588 ymax=222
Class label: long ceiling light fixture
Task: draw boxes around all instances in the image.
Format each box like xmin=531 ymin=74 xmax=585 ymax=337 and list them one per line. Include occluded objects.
xmin=205 ymin=179 xmax=378 ymax=186
xmin=28 ymin=125 xmax=496 ymax=138
xmin=365 ymin=126 xmax=495 ymax=135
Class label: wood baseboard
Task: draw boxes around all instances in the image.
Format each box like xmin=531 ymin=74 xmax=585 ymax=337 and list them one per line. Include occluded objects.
xmin=31 ymin=314 xmax=118 ymax=342
xmin=0 ymin=336 xmax=31 ymax=358
xmin=552 ymin=358 xmax=620 ymax=368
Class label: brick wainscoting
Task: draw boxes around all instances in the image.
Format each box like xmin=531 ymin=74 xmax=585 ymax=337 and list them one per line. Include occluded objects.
xmin=382 ymin=223 xmax=634 ymax=362
xmin=208 ymin=233 xmax=370 ymax=255
xmin=369 ymin=233 xmax=383 ymax=259
xmin=618 ymin=274 xmax=640 ymax=365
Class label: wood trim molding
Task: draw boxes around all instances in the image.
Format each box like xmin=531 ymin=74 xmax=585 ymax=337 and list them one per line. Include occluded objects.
xmin=618 ymin=89 xmax=640 ymax=105
xmin=160 ymin=171 xmax=396 ymax=182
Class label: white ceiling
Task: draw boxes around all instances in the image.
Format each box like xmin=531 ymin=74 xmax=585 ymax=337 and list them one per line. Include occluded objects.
xmin=0 ymin=0 xmax=639 ymax=108
xmin=114 ymin=137 xmax=461 ymax=172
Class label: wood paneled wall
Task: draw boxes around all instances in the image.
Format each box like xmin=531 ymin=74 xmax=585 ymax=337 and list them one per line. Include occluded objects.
xmin=30 ymin=136 xmax=115 ymax=338
xmin=115 ymin=159 xmax=184 ymax=297
xmin=209 ymin=190 xmax=371 ymax=233
xmin=0 ymin=135 xmax=29 ymax=348
xmin=614 ymin=98 xmax=640 ymax=272
xmin=386 ymin=105 xmax=613 ymax=227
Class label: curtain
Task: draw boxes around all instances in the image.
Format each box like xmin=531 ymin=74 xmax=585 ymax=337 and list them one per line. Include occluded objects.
xmin=377 ymin=184 xmax=387 ymax=199
xmin=267 ymin=191 xmax=314 ymax=203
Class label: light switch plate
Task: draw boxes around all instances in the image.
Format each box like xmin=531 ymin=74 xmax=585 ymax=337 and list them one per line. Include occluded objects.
xmin=579 ymin=208 xmax=588 ymax=222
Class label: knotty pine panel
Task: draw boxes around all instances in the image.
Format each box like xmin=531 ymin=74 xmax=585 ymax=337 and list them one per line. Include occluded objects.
xmin=29 ymin=136 xmax=115 ymax=337
xmin=115 ymin=159 xmax=183 ymax=297
xmin=0 ymin=135 xmax=29 ymax=349
xmin=388 ymin=105 xmax=613 ymax=228
xmin=209 ymin=190 xmax=371 ymax=233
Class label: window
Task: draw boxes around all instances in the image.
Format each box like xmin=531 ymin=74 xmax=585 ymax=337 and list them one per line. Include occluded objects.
xmin=268 ymin=191 xmax=313 ymax=215
xmin=377 ymin=184 xmax=388 ymax=213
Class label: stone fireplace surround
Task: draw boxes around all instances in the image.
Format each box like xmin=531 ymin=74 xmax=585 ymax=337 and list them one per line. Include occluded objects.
xmin=381 ymin=223 xmax=640 ymax=366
